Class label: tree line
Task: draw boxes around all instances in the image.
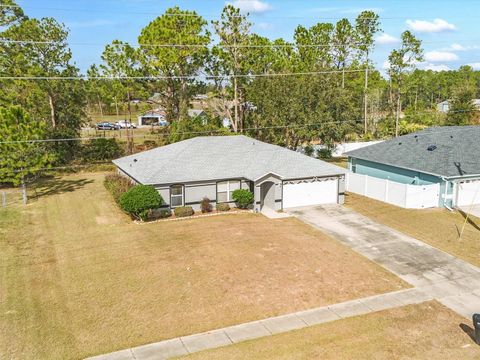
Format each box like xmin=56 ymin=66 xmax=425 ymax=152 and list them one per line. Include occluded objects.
xmin=1 ymin=0 xmax=479 ymax=187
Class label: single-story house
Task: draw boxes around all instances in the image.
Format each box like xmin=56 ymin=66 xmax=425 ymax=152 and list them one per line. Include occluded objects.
xmin=138 ymin=108 xmax=168 ymax=127
xmin=437 ymin=99 xmax=480 ymax=113
xmin=346 ymin=126 xmax=480 ymax=208
xmin=113 ymin=135 xmax=346 ymax=212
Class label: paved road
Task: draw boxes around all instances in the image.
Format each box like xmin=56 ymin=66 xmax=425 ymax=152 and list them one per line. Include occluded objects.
xmin=287 ymin=204 xmax=480 ymax=319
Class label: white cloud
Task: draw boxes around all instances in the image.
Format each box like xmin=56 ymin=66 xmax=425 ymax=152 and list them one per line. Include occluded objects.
xmin=382 ymin=60 xmax=391 ymax=70
xmin=257 ymin=22 xmax=273 ymax=30
xmin=442 ymin=43 xmax=480 ymax=52
xmin=450 ymin=43 xmax=467 ymax=51
xmin=423 ymin=63 xmax=451 ymax=72
xmin=467 ymin=62 xmax=480 ymax=70
xmin=406 ymin=18 xmax=456 ymax=33
xmin=376 ymin=33 xmax=400 ymax=45
xmin=228 ymin=0 xmax=272 ymax=13
xmin=425 ymin=51 xmax=459 ymax=62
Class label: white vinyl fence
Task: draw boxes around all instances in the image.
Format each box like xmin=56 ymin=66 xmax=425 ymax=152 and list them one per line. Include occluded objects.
xmin=346 ymin=173 xmax=440 ymax=209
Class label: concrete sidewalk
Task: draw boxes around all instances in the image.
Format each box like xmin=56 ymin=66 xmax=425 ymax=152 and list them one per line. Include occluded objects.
xmin=86 ymin=288 xmax=430 ymax=360
xmin=287 ymin=205 xmax=480 ymax=319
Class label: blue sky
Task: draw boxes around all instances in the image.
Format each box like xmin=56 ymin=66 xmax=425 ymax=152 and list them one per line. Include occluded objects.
xmin=17 ymin=0 xmax=480 ymax=74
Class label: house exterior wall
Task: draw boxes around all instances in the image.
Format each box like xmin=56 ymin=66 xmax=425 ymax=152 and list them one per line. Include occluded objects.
xmin=155 ymin=179 xmax=252 ymax=211
xmin=348 ymin=157 xmax=454 ymax=208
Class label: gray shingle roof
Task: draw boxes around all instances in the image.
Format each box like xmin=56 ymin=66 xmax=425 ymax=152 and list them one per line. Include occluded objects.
xmin=346 ymin=126 xmax=480 ymax=178
xmin=113 ymin=135 xmax=345 ymax=185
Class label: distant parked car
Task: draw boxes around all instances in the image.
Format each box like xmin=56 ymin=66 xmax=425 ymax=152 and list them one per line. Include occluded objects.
xmin=96 ymin=122 xmax=119 ymax=130
xmin=116 ymin=120 xmax=137 ymax=129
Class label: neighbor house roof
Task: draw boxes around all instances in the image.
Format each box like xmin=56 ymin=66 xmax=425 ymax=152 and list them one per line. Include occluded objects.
xmin=113 ymin=135 xmax=345 ymax=185
xmin=346 ymin=126 xmax=480 ymax=178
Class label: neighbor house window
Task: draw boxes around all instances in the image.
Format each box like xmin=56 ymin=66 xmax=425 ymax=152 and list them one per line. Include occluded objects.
xmin=170 ymin=185 xmax=184 ymax=208
xmin=217 ymin=180 xmax=241 ymax=203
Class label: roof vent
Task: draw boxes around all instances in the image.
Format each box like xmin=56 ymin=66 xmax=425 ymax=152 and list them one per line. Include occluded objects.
xmin=427 ymin=145 xmax=437 ymax=151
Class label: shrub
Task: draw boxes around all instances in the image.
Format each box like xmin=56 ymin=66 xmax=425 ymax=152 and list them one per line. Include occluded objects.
xmin=82 ymin=138 xmax=123 ymax=161
xmin=119 ymin=185 xmax=163 ymax=221
xmin=304 ymin=144 xmax=314 ymax=157
xmin=200 ymin=197 xmax=212 ymax=213
xmin=232 ymin=189 xmax=254 ymax=209
xmin=104 ymin=173 xmax=134 ymax=203
xmin=216 ymin=203 xmax=230 ymax=212
xmin=174 ymin=206 xmax=194 ymax=218
xmin=149 ymin=208 xmax=172 ymax=220
xmin=316 ymin=148 xmax=332 ymax=160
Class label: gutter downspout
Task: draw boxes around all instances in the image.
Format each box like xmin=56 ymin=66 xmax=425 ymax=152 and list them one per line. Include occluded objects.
xmin=441 ymin=176 xmax=453 ymax=211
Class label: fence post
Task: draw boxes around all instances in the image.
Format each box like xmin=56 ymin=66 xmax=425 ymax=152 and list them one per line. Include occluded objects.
xmin=1 ymin=191 xmax=5 ymax=207
xmin=385 ymin=179 xmax=389 ymax=203
xmin=364 ymin=174 xmax=368 ymax=196
xmin=404 ymin=184 xmax=408 ymax=208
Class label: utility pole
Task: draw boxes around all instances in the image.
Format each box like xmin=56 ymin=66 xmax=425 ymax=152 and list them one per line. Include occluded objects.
xmin=127 ymin=90 xmax=133 ymax=155
xmin=395 ymin=95 xmax=400 ymax=137
xmin=233 ymin=37 xmax=239 ymax=133
xmin=364 ymin=53 xmax=369 ymax=135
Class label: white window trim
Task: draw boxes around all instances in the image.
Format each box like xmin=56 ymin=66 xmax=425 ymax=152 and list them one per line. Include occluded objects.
xmin=170 ymin=185 xmax=184 ymax=208
xmin=217 ymin=180 xmax=241 ymax=203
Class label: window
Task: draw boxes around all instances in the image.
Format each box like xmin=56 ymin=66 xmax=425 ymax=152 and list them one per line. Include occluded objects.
xmin=170 ymin=185 xmax=184 ymax=208
xmin=217 ymin=180 xmax=241 ymax=203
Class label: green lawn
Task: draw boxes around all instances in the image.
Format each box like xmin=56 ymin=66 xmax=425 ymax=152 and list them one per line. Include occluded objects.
xmin=346 ymin=193 xmax=480 ymax=267
xmin=0 ymin=173 xmax=406 ymax=359
xmin=181 ymin=301 xmax=480 ymax=360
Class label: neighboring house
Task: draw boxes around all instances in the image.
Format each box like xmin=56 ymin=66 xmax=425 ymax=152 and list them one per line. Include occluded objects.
xmin=346 ymin=126 xmax=480 ymax=208
xmin=113 ymin=135 xmax=346 ymax=212
xmin=188 ymin=109 xmax=207 ymax=120
xmin=138 ymin=108 xmax=168 ymax=127
xmin=437 ymin=99 xmax=480 ymax=113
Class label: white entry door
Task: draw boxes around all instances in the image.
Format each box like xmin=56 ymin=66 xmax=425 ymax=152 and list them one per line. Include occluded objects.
xmin=457 ymin=180 xmax=480 ymax=206
xmin=283 ymin=179 xmax=338 ymax=209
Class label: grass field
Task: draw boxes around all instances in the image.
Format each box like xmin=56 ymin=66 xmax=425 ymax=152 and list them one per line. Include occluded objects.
xmin=0 ymin=173 xmax=406 ymax=359
xmin=181 ymin=301 xmax=480 ymax=360
xmin=346 ymin=193 xmax=480 ymax=267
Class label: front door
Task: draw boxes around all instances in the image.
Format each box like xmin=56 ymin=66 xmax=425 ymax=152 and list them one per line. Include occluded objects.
xmin=261 ymin=181 xmax=275 ymax=210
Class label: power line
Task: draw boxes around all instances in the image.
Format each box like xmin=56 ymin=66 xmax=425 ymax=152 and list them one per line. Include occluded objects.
xmin=0 ymin=4 xmax=442 ymax=20
xmin=0 ymin=68 xmax=366 ymax=80
xmin=0 ymin=39 xmax=454 ymax=48
xmin=0 ymin=120 xmax=359 ymax=144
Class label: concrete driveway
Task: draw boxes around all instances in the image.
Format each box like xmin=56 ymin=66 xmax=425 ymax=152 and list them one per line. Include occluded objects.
xmin=287 ymin=204 xmax=480 ymax=319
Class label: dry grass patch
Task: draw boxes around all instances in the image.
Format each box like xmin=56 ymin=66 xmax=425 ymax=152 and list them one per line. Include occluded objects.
xmin=1 ymin=173 xmax=406 ymax=359
xmin=183 ymin=301 xmax=480 ymax=360
xmin=346 ymin=193 xmax=480 ymax=267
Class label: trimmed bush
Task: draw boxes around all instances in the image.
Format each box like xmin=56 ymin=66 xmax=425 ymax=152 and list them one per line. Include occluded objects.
xmin=104 ymin=173 xmax=134 ymax=203
xmin=119 ymin=185 xmax=164 ymax=221
xmin=200 ymin=197 xmax=212 ymax=213
xmin=149 ymin=208 xmax=172 ymax=220
xmin=174 ymin=206 xmax=194 ymax=218
xmin=216 ymin=203 xmax=230 ymax=212
xmin=232 ymin=189 xmax=254 ymax=209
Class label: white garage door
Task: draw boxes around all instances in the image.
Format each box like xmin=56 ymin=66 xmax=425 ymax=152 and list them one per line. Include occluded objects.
xmin=457 ymin=180 xmax=480 ymax=206
xmin=283 ymin=179 xmax=338 ymax=209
